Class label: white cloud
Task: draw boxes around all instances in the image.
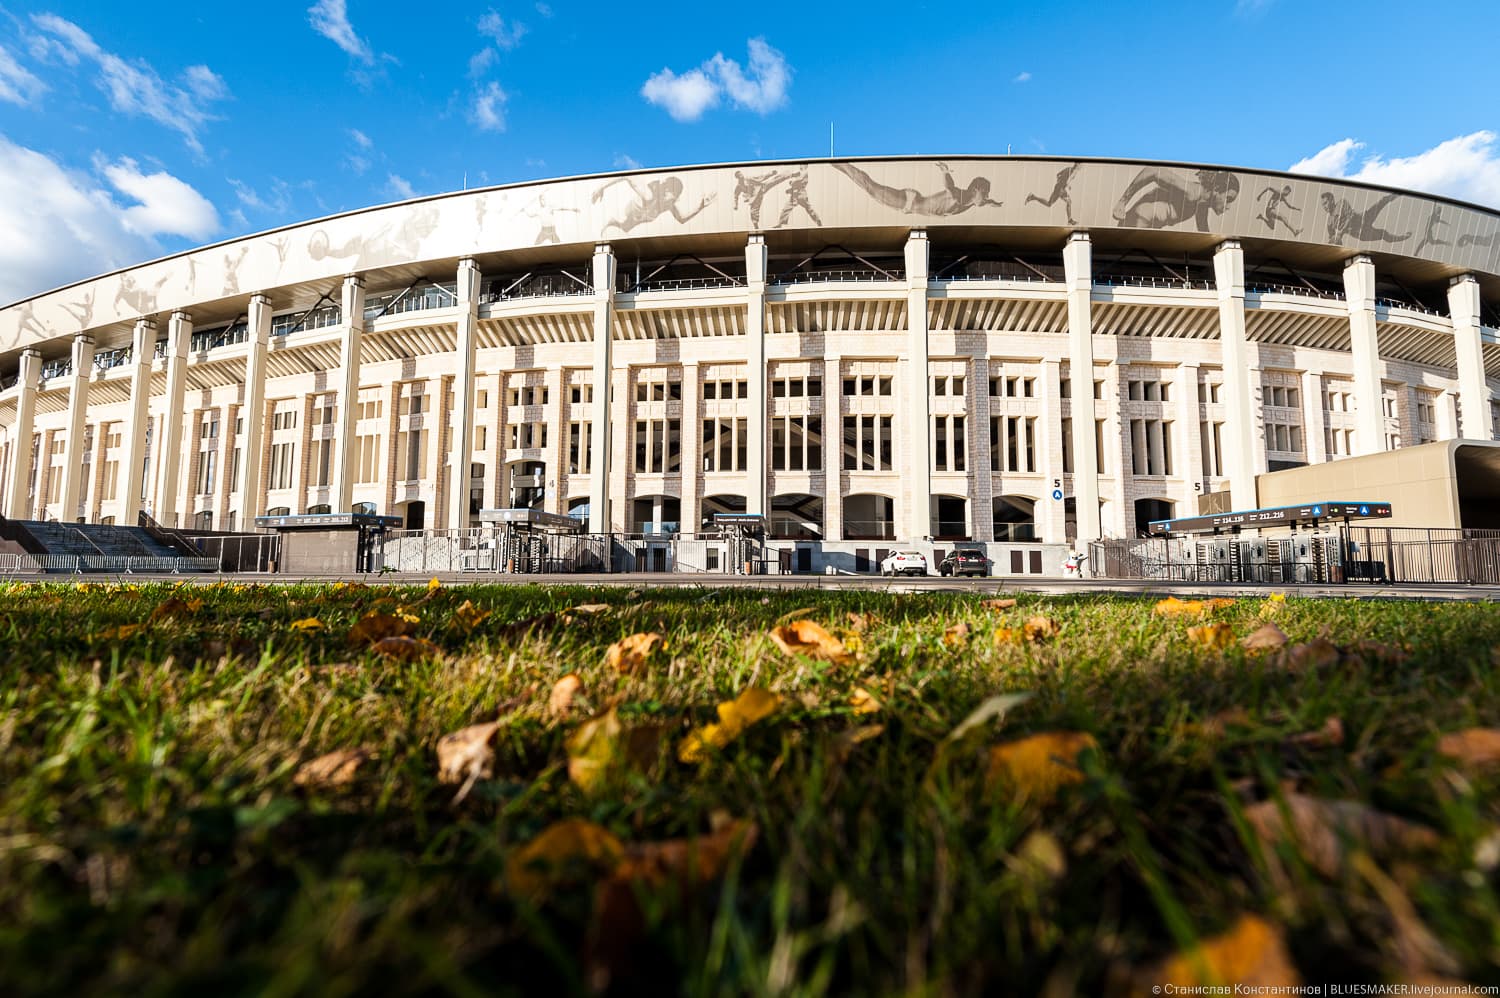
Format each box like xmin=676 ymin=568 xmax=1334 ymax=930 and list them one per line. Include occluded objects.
xmin=0 ymin=137 xmax=218 ymax=303
xmin=1289 ymin=132 xmax=1500 ymax=208
xmin=387 ymin=173 xmax=416 ymax=199
xmin=477 ymin=10 xmax=526 ymax=50
xmin=613 ymin=153 xmax=642 ymax=170
xmin=348 ymin=128 xmax=372 ymax=149
xmin=29 ymin=14 xmax=229 ymax=154
xmin=642 ymin=37 xmax=792 ymax=122
xmin=0 ymin=44 xmax=46 ymax=105
xmin=308 ymin=0 xmax=373 ymax=64
xmin=535 ymin=2 xmax=552 ymax=16
xmin=1013 ymin=70 xmax=1031 ymax=83
xmin=468 ymin=46 xmax=497 ymax=78
xmin=471 ymin=80 xmax=508 ymax=132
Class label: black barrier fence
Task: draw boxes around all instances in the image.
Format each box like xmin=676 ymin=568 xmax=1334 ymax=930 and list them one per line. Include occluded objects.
xmin=1343 ymin=527 xmax=1500 ymax=584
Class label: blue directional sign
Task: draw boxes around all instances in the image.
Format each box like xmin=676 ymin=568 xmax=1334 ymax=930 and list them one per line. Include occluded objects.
xmin=1052 ymin=488 xmax=1064 ymax=501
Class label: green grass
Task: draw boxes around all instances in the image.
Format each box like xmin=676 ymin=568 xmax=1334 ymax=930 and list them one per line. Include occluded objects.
xmin=2 ymin=581 xmax=1500 ymax=995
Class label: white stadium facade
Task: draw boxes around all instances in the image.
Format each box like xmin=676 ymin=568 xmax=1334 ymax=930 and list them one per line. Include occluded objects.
xmin=2 ymin=156 xmax=1499 ymax=575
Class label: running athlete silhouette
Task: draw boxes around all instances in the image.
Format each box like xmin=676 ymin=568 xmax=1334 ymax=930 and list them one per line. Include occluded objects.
xmin=1025 ymin=163 xmax=1079 ymax=224
xmin=1255 ymin=185 xmax=1302 ymax=237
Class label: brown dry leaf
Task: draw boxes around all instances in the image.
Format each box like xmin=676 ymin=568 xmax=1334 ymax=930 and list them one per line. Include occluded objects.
xmin=566 ymin=707 xmax=667 ymax=794
xmin=1022 ymin=615 xmax=1061 ymax=642
xmin=1352 ymin=853 xmax=1462 ymax=978
xmin=562 ymin=603 xmax=612 ymax=624
xmin=614 ymin=818 xmax=759 ymax=889
xmin=769 ymin=619 xmax=854 ymax=667
xmin=981 ymin=597 xmax=1018 ymax=611
xmin=1287 ymin=717 xmax=1345 ymax=749
xmin=1347 ymin=639 xmax=1411 ymax=666
xmin=942 ymin=622 xmax=971 ymax=648
xmin=1243 ymin=794 xmax=1440 ymax=877
xmin=679 ymin=688 xmax=781 ymax=763
xmin=1007 ymin=829 xmax=1068 ymax=886
xmin=849 ymin=686 xmax=882 ymax=716
xmin=993 ymin=626 xmax=1020 ymax=646
xmin=832 ymin=724 xmax=886 ymax=763
xmin=986 ymin=731 xmax=1098 ymax=802
xmin=451 ymin=599 xmax=491 ymax=633
xmin=1199 ymin=706 xmax=1253 ymax=739
xmin=1138 ymin=914 xmax=1300 ymax=994
xmin=1241 ymin=622 xmax=1289 ymax=652
xmin=1436 ymin=728 xmax=1500 ymax=771
xmin=606 ymin=632 xmax=664 ymax=675
xmin=436 ymin=720 xmax=501 ymax=787
xmin=845 ymin=611 xmax=878 ymax=632
xmin=93 ymin=623 xmax=146 ymax=641
xmin=1281 ymin=638 xmax=1341 ymax=671
xmin=369 ymin=635 xmax=441 ymax=662
xmin=504 ymin=818 xmax=625 ymax=900
xmin=1187 ymin=622 xmax=1235 ymax=650
xmin=149 ymin=596 xmax=201 ymax=623
xmin=289 ymin=617 xmax=325 ymax=633
xmin=293 ymin=747 xmax=373 ymax=788
xmin=548 ymin=673 xmax=584 ymax=719
xmin=348 ymin=610 xmax=418 ymax=646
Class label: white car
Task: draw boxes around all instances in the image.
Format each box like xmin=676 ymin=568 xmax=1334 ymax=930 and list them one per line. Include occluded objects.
xmin=880 ymin=551 xmax=928 ymax=577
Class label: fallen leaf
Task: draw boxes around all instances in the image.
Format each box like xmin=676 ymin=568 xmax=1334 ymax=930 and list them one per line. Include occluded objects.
xmin=769 ymin=619 xmax=854 ymax=667
xmin=679 ymin=688 xmax=781 ymax=763
xmin=567 ymin=707 xmax=667 ymax=793
xmin=832 ymin=724 xmax=886 ymax=763
xmin=614 ymin=818 xmax=758 ymax=890
xmin=942 ymin=622 xmax=971 ymax=648
xmin=1140 ymin=914 xmax=1300 ymax=993
xmin=849 ymin=686 xmax=882 ymax=715
xmin=505 ymin=818 xmax=624 ymax=900
xmin=1155 ymin=596 xmax=1234 ymax=618
xmin=1352 ymin=853 xmax=1461 ymax=978
xmin=427 ymin=577 xmax=442 ymax=593
xmin=369 ymin=635 xmax=440 ymax=661
xmin=980 ymin=597 xmax=1018 ymax=610
xmin=1281 ymin=638 xmax=1341 ymax=671
xmin=93 ymin=623 xmax=145 ymax=641
xmin=845 ymin=611 xmax=878 ymax=632
xmin=1007 ymin=829 xmax=1067 ymax=885
xmin=774 ymin=607 xmax=816 ymax=625
xmin=293 ymin=747 xmax=373 ymax=788
xmin=289 ymin=617 xmax=325 ymax=633
xmin=548 ymin=673 xmax=584 ymax=719
xmin=606 ymin=632 xmax=664 ymax=675
xmin=942 ymin=692 xmax=1032 ymax=745
xmin=563 ymin=603 xmax=612 ymax=623
xmin=1241 ymin=622 xmax=1289 ymax=652
xmin=1287 ymin=717 xmax=1344 ymax=749
xmin=1436 ymin=728 xmax=1500 ymax=771
xmin=1199 ymin=707 xmax=1253 ymax=739
xmin=993 ymin=626 xmax=1020 ymax=645
xmin=451 ymin=599 xmax=491 ymax=633
xmin=1243 ymin=794 xmax=1440 ymax=877
xmin=436 ymin=720 xmax=501 ymax=793
xmin=1022 ymin=615 xmax=1060 ymax=642
xmin=149 ymin=596 xmax=201 ymax=623
xmin=987 ymin=731 xmax=1098 ymax=802
xmin=348 ymin=610 xmax=418 ymax=646
xmin=1187 ymin=622 xmax=1235 ymax=650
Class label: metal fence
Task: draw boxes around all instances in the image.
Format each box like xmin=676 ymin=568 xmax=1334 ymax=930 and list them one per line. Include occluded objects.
xmin=1343 ymin=527 xmax=1500 ymax=584
xmin=380 ymin=527 xmax=609 ymax=574
xmin=3 ymin=554 xmax=221 ymax=575
xmin=0 ymin=553 xmax=42 ymax=573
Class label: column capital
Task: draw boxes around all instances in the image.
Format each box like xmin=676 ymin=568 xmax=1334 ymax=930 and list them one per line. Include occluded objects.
xmin=593 ymin=242 xmax=613 ymax=257
xmin=746 ymin=233 xmax=765 ymax=247
xmin=170 ymin=310 xmax=192 ymax=326
xmin=249 ymin=292 xmax=272 ymax=307
xmin=1066 ymin=231 xmax=1091 ymax=245
xmin=1214 ymin=239 xmax=1242 ymax=255
xmin=20 ymin=347 xmax=42 ymax=360
xmin=906 ymin=228 xmax=929 ymax=242
xmin=1344 ymin=253 xmax=1374 ymax=270
xmin=72 ymin=333 xmax=95 ymax=346
xmin=1450 ymin=273 xmax=1480 ymax=288
xmin=134 ymin=316 xmax=157 ymax=330
xmin=343 ymin=274 xmax=365 ymax=288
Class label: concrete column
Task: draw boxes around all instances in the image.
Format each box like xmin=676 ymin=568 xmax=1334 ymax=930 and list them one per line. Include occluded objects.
xmin=1213 ymin=241 xmax=1259 ymax=510
xmin=1437 ymin=389 xmax=1459 ymax=442
xmin=1176 ymin=363 xmax=1204 ymax=508
xmin=3 ymin=349 xmax=41 ymax=519
xmin=745 ymin=236 xmax=768 ymax=517
xmin=119 ymin=319 xmax=156 ymax=524
xmin=680 ymin=361 xmax=701 ymax=535
xmin=447 ymin=259 xmax=480 ymax=529
xmin=57 ymin=335 xmax=95 ymax=521
xmin=1063 ymin=233 xmax=1101 ymax=542
xmin=1342 ymin=255 xmax=1385 ymax=455
xmin=155 ymin=312 xmax=191 ymax=525
xmin=1301 ymin=371 xmax=1328 ymax=465
xmin=588 ymin=244 xmax=615 ymax=534
xmin=1449 ymin=275 xmax=1492 ymax=440
xmin=35 ymin=428 xmax=55 ymax=519
xmin=969 ymin=356 xmax=993 ymax=540
xmin=822 ymin=355 xmax=842 ymax=542
xmin=1039 ymin=359 xmax=1067 ymax=543
xmin=904 ymin=230 xmax=932 ymax=541
xmin=234 ymin=295 xmax=272 ymax=524
xmin=545 ymin=367 xmax=566 ymax=515
xmin=87 ymin=419 xmax=109 ymax=520
xmin=332 ymin=276 xmax=366 ymax=512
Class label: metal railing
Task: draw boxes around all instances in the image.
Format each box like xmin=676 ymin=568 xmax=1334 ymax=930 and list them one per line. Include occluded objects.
xmin=94 ymin=348 xmax=132 ymax=371
xmin=933 ymin=272 xmax=1063 ymax=285
xmin=1374 ymin=297 xmax=1445 ymax=318
xmin=11 ymin=554 xmax=220 ymax=574
xmin=620 ymin=275 xmax=745 ymax=293
xmin=191 ymin=325 xmax=247 ymax=353
xmin=480 ymin=272 xmax=594 ymax=302
xmin=39 ymin=360 xmax=72 ymax=381
xmin=1095 ymin=274 xmax=1215 ymax=291
xmin=772 ymin=269 xmax=905 ymax=285
xmin=841 ymin=520 xmax=897 ymax=540
xmin=1246 ymin=282 xmax=1345 ymax=301
xmin=0 ymin=553 xmax=42 ymax=573
xmin=271 ymin=307 xmax=342 ymax=337
xmin=364 ymin=284 xmax=457 ymax=320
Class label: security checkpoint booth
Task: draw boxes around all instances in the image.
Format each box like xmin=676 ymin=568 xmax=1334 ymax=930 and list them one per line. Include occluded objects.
xmin=711 ymin=513 xmax=768 ymax=574
xmin=253 ymin=511 xmax=402 ymax=574
xmin=476 ymin=508 xmax=600 ymax=573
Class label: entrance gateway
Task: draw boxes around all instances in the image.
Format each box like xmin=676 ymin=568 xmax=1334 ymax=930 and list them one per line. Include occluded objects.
xmin=1147 ymin=500 xmax=1393 ymax=536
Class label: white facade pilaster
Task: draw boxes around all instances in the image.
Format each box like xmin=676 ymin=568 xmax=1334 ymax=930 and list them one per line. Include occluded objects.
xmin=3 ymin=349 xmax=41 ymax=519
xmin=1039 ymin=358 xmax=1067 ymax=544
xmin=447 ymin=259 xmax=480 ymax=529
xmin=1063 ymin=233 xmax=1101 ymax=542
xmin=1448 ymin=274 xmax=1493 ymax=440
xmin=332 ymin=276 xmax=366 ymax=512
xmin=154 ymin=312 xmax=191 ymax=525
xmin=1301 ymin=371 xmax=1328 ymax=466
xmin=680 ymin=361 xmax=701 ymax=535
xmin=588 ymin=244 xmax=615 ymax=534
xmin=1212 ymin=241 xmax=1259 ymax=511
xmin=234 ymin=295 xmax=272 ymax=524
xmin=119 ymin=319 xmax=156 ymax=524
xmin=745 ymin=236 xmax=768 ymax=517
xmin=904 ymin=230 xmax=932 ymax=540
xmin=58 ymin=334 xmax=95 ymax=521
xmin=1342 ymin=255 xmax=1386 ymax=455
xmin=1175 ymin=362 xmax=1204 ymax=509
xmin=822 ymin=355 xmax=843 ymax=542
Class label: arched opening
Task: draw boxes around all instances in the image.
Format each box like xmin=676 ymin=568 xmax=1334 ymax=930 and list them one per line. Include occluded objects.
xmin=993 ymin=495 xmax=1038 ymax=542
xmin=265 ymin=506 xmax=291 ymax=517
xmin=770 ymin=494 xmax=823 ymax=540
xmin=352 ymin=501 xmax=378 ymax=515
xmin=567 ymin=496 xmax=590 ymax=522
xmin=193 ymin=510 xmax=213 ymax=531
xmin=1134 ymin=498 xmax=1175 ymax=537
xmin=843 ymin=494 xmax=894 ymax=540
xmin=400 ymin=499 xmax=426 ymax=530
xmin=507 ymin=460 xmax=546 ymax=510
xmin=700 ymin=494 xmax=746 ymax=531
xmin=930 ymin=494 xmax=968 ymax=541
xmin=307 ymin=503 xmax=332 ymax=515
xmin=631 ymin=494 xmax=680 ymax=535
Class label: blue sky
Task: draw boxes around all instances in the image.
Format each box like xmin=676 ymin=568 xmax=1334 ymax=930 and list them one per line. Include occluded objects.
xmin=1 ymin=0 xmax=1498 ymax=303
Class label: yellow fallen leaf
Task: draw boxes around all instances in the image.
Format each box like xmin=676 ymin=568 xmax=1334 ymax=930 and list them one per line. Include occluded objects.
xmin=679 ymin=688 xmax=781 ymax=763
xmin=1139 ymin=914 xmax=1300 ymax=993
xmin=1243 ymin=794 xmax=1440 ymax=877
xmin=986 ymin=731 xmax=1098 ymax=802
xmin=849 ymin=686 xmax=882 ymax=715
xmin=769 ymin=619 xmax=854 ymax=667
xmin=290 ymin=617 xmax=325 ymax=633
xmin=612 ymin=818 xmax=759 ymax=890
xmin=566 ymin=708 xmax=668 ymax=794
xmin=369 ymin=635 xmax=441 ymax=661
xmin=436 ymin=720 xmax=501 ymax=787
xmin=981 ymin=597 xmax=1018 ymax=611
xmin=832 ymin=724 xmax=886 ymax=763
xmin=1187 ymin=622 xmax=1235 ymax=650
xmin=1436 ymin=728 xmax=1500 ymax=770
xmin=1155 ymin=596 xmax=1235 ymax=618
xmin=451 ymin=599 xmax=491 ymax=633
xmin=1241 ymin=622 xmax=1288 ymax=652
xmin=993 ymin=626 xmax=1019 ymax=645
xmin=1022 ymin=615 xmax=1060 ymax=642
xmin=548 ymin=673 xmax=583 ymax=719
xmin=293 ymin=747 xmax=373 ymax=788
xmin=845 ymin=611 xmax=878 ymax=632
xmin=149 ymin=596 xmax=200 ymax=622
xmin=942 ymin=622 xmax=971 ymax=648
xmin=505 ymin=818 xmax=624 ymax=900
xmin=606 ymin=632 xmax=664 ymax=674
xmin=1007 ymin=829 xmax=1067 ymax=885
xmin=347 ymin=610 xmax=418 ymax=646
xmin=427 ymin=577 xmax=442 ymax=592
xmin=93 ymin=623 xmax=146 ymax=641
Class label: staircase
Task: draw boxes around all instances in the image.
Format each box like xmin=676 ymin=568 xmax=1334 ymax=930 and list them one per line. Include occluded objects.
xmin=0 ymin=518 xmax=218 ymax=574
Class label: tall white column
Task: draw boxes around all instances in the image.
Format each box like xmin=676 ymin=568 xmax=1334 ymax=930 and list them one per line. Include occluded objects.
xmin=1213 ymin=241 xmax=1259 ymax=510
xmin=745 ymin=235 xmax=768 ymax=517
xmin=234 ymin=295 xmax=272 ymax=524
xmin=1301 ymin=371 xmax=1328 ymax=465
xmin=1039 ymin=358 xmax=1068 ymax=543
xmin=904 ymin=230 xmax=932 ymax=541
xmin=680 ymin=361 xmax=701 ymax=534
xmin=1063 ymin=233 xmax=1101 ymax=542
xmin=588 ymin=244 xmax=615 ymax=534
xmin=970 ymin=356 xmax=993 ymax=540
xmin=332 ymin=276 xmax=366 ymax=512
xmin=822 ymin=354 xmax=842 ymax=542
xmin=58 ymin=334 xmax=95 ymax=521
xmin=3 ymin=349 xmax=41 ymax=519
xmin=119 ymin=319 xmax=156 ymax=524
xmin=447 ymin=259 xmax=480 ymax=530
xmin=1175 ymin=362 xmax=1204 ymax=506
xmin=1342 ymin=255 xmax=1385 ymax=456
xmin=1449 ymin=274 xmax=1492 ymax=440
xmin=155 ymin=312 xmax=191 ymax=525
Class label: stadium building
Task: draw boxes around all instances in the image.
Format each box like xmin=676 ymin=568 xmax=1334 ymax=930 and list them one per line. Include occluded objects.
xmin=1 ymin=156 xmax=1499 ymax=574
